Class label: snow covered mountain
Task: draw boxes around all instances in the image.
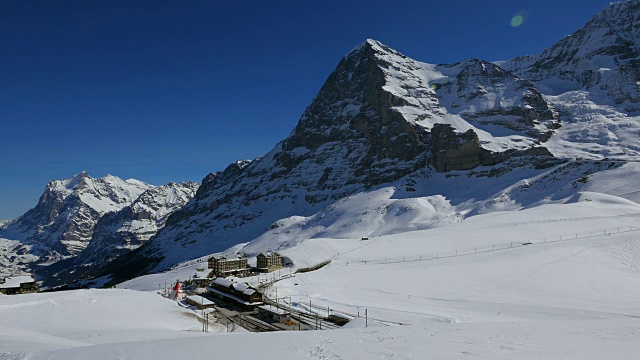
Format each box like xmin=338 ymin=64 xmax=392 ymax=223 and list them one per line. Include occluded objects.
xmin=102 ymin=44 xmax=568 ymax=279
xmin=0 ymin=172 xmax=152 ymax=265
xmin=0 ymin=173 xmax=199 ymax=281
xmin=502 ymin=0 xmax=639 ymax=109
xmin=88 ymin=181 xmax=200 ymax=255
xmin=2 ymin=1 xmax=635 ymax=288
xmin=502 ymin=0 xmax=640 ymax=160
xmin=100 ymin=2 xmax=640 ymax=285
xmin=42 ymin=181 xmax=199 ymax=287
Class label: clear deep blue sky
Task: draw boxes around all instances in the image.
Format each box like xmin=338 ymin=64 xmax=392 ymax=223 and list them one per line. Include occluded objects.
xmin=0 ymin=0 xmax=614 ymax=219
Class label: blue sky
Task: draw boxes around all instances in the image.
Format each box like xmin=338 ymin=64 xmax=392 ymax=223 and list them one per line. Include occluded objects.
xmin=0 ymin=0 xmax=613 ymax=219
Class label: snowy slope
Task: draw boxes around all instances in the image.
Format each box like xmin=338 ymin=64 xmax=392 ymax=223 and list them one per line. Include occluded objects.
xmin=364 ymin=42 xmax=559 ymax=150
xmin=543 ymin=91 xmax=640 ymax=160
xmin=32 ymin=188 xmax=640 ymax=359
xmin=237 ymin=160 xmax=628 ymax=258
xmin=5 ymin=317 xmax=640 ymax=360
xmin=115 ymin=161 xmax=640 ymax=286
xmin=0 ymin=288 xmax=214 ymax=353
xmin=266 ymin=198 xmax=640 ymax=327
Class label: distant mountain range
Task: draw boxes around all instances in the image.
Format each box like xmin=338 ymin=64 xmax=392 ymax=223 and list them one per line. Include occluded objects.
xmin=1 ymin=0 xmax=638 ymax=287
xmin=0 ymin=172 xmax=198 ymax=285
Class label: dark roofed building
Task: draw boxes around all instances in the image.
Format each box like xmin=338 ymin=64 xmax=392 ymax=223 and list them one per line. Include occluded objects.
xmin=208 ymin=254 xmax=249 ymax=277
xmin=256 ymin=252 xmax=284 ymax=273
xmin=207 ymin=278 xmax=262 ymax=307
xmin=0 ymin=275 xmax=37 ymax=295
xmin=258 ymin=305 xmax=291 ymax=322
xmin=193 ymin=268 xmax=213 ymax=288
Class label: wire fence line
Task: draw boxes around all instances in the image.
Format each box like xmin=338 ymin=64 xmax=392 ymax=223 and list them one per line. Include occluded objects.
xmin=295 ymin=259 xmax=332 ymax=273
xmin=252 ymin=226 xmax=640 ymax=328
xmin=339 ymin=225 xmax=640 ymax=267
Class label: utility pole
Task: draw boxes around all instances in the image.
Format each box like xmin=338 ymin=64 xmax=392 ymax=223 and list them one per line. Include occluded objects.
xmin=365 ymin=308 xmax=368 ymax=327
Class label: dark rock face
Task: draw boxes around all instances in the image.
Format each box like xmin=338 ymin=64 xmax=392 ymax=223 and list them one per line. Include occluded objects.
xmin=429 ymin=124 xmax=492 ymax=172
xmin=435 ymin=59 xmax=560 ymax=141
xmin=283 ymin=41 xmax=430 ymax=187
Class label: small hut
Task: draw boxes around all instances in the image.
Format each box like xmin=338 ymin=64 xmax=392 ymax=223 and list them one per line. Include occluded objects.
xmin=169 ymin=280 xmax=185 ymax=301
xmin=193 ymin=268 xmax=212 ymax=288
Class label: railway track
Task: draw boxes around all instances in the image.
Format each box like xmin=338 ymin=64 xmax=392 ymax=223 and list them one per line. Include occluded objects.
xmin=231 ymin=314 xmax=279 ymax=332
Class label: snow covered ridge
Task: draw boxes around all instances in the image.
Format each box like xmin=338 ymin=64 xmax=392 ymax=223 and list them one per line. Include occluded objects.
xmin=503 ymin=0 xmax=640 ymax=109
xmin=0 ymin=173 xmax=199 ymax=283
xmin=499 ymin=0 xmax=640 ymax=160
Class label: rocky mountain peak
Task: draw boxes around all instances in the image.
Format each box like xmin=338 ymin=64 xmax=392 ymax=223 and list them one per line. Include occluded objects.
xmin=281 ymin=37 xmax=430 ymax=186
xmin=346 ymin=39 xmax=407 ymax=60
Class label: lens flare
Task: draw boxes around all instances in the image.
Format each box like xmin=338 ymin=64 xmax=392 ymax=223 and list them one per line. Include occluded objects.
xmin=510 ymin=10 xmax=529 ymax=27
xmin=510 ymin=15 xmax=524 ymax=27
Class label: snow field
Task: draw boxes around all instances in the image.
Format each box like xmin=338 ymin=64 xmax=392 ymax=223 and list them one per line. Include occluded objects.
xmin=0 ymin=289 xmax=218 ymax=353
xmin=5 ymin=191 xmax=640 ymax=359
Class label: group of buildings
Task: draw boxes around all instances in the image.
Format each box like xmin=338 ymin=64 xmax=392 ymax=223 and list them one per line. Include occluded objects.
xmin=207 ymin=252 xmax=284 ymax=278
xmin=183 ymin=252 xmax=285 ymax=309
xmin=0 ymin=275 xmax=37 ymax=295
xmin=207 ymin=277 xmax=263 ymax=307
